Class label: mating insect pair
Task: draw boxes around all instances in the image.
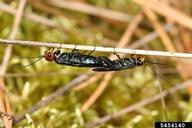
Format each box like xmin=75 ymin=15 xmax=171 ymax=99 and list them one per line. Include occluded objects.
xmin=42 ymin=48 xmax=145 ymax=72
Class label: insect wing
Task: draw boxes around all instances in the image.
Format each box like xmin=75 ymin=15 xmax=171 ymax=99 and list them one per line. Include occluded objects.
xmin=92 ymin=67 xmax=114 ymax=72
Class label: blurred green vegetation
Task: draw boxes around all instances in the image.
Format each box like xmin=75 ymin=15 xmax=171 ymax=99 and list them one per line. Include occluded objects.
xmin=0 ymin=0 xmax=191 ymax=128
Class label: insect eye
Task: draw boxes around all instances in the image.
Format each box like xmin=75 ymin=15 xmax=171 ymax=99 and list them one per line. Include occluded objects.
xmin=48 ymin=53 xmax=51 ymax=57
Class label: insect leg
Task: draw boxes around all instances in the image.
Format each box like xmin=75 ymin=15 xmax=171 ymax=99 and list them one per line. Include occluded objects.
xmin=69 ymin=45 xmax=80 ymax=59
xmin=113 ymin=47 xmax=121 ymax=60
xmin=87 ymin=45 xmax=96 ymax=55
xmin=49 ymin=47 xmax=54 ymax=53
xmin=99 ymin=56 xmax=114 ymax=67
xmin=56 ymin=43 xmax=62 ymax=50
xmin=130 ymin=54 xmax=134 ymax=58
xmin=81 ymin=50 xmax=88 ymax=55
xmin=53 ymin=43 xmax=62 ymax=55
xmin=80 ymin=45 xmax=95 ymax=55
xmin=71 ymin=45 xmax=78 ymax=54
xmin=81 ymin=46 xmax=96 ymax=60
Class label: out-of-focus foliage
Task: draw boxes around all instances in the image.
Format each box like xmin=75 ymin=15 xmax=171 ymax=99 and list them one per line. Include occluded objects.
xmin=0 ymin=0 xmax=191 ymax=128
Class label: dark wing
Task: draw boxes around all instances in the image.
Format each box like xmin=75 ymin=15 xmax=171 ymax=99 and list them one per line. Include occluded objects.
xmin=92 ymin=67 xmax=115 ymax=72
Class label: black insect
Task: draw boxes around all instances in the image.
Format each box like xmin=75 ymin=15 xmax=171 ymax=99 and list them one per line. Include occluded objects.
xmin=23 ymin=47 xmax=164 ymax=71
xmin=43 ymin=48 xmax=110 ymax=68
xmin=92 ymin=53 xmax=145 ymax=72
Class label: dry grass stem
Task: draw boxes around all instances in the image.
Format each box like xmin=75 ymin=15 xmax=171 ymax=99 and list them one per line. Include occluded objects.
xmin=0 ymin=38 xmax=192 ymax=58
xmin=45 ymin=0 xmax=132 ymax=22
xmin=134 ymin=0 xmax=192 ymax=30
xmin=85 ymin=80 xmax=192 ymax=128
xmin=0 ymin=0 xmax=27 ymax=127
xmin=13 ymin=74 xmax=89 ymax=124
xmin=144 ymin=8 xmax=175 ymax=51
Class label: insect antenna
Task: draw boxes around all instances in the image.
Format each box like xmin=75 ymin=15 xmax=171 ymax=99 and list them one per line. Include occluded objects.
xmin=22 ymin=56 xmax=44 ymax=67
xmin=15 ymin=54 xmax=44 ymax=67
xmin=18 ymin=55 xmax=44 ymax=59
xmin=145 ymin=60 xmax=168 ymax=66
xmin=17 ymin=48 xmax=56 ymax=67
